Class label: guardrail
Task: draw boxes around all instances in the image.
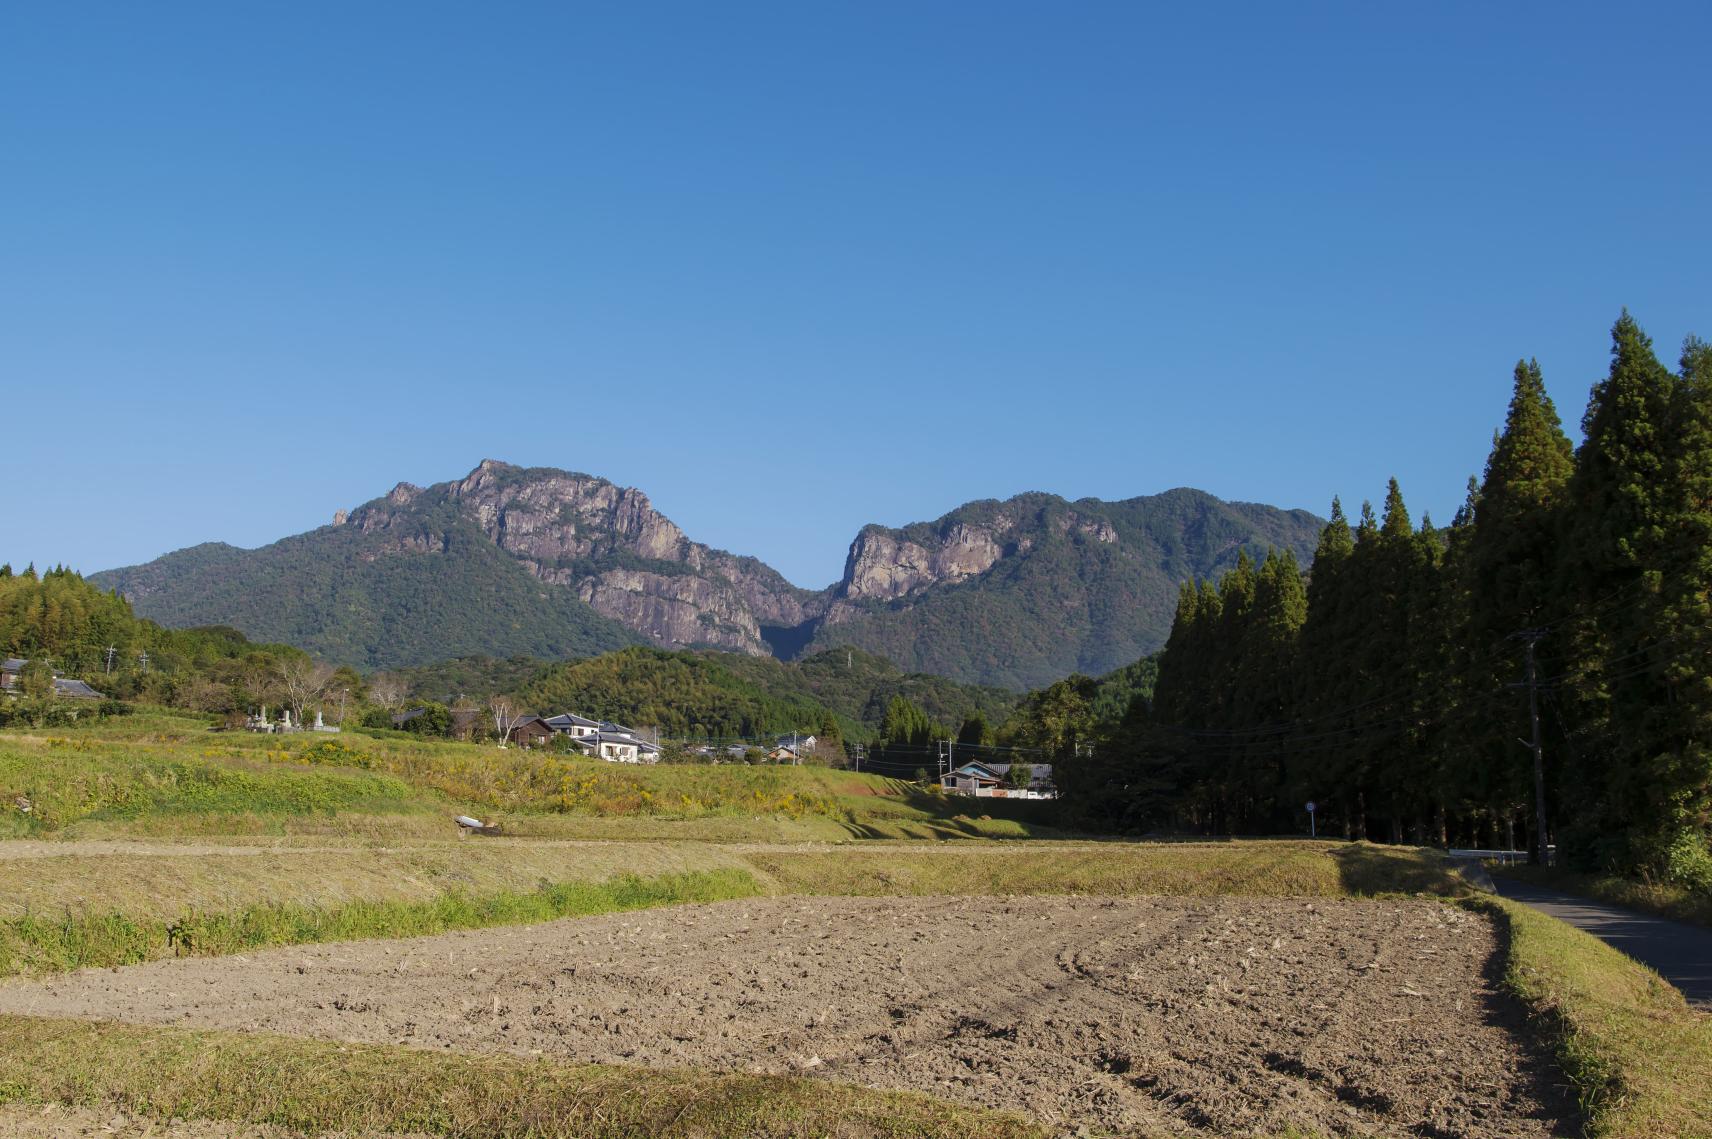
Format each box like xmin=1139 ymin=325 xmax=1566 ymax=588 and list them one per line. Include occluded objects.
xmin=1448 ymin=847 xmax=1554 ymax=865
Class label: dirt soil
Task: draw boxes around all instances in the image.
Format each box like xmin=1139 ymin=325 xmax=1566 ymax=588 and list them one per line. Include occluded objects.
xmin=0 ymin=896 xmax=1568 ymax=1138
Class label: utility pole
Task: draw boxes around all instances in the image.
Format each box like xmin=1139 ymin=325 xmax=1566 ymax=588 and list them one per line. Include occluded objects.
xmin=852 ymin=742 xmax=865 ymax=773
xmin=104 ymin=645 xmax=116 ymax=675
xmin=1512 ymin=630 xmax=1549 ymax=866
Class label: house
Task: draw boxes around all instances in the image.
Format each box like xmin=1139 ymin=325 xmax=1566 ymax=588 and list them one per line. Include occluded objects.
xmin=507 ymin=715 xmax=556 ymax=748
xmin=941 ymin=761 xmax=1056 ymax=799
xmin=774 ymin=733 xmax=816 ymax=752
xmin=941 ymin=760 xmax=1007 ymax=795
xmin=768 ymin=744 xmax=808 ymax=765
xmin=542 ymin=713 xmax=600 ymax=740
xmin=0 ymin=657 xmax=105 ymax=700
xmin=515 ymin=710 xmax=661 ymax=763
xmin=582 ymin=728 xmax=659 ymax=764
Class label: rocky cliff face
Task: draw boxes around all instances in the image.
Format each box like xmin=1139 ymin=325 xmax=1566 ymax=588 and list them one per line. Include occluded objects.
xmin=346 ymin=460 xmax=823 ymax=656
xmin=834 ymin=507 xmax=1118 ymax=606
xmin=840 ymin=523 xmax=1004 ymax=603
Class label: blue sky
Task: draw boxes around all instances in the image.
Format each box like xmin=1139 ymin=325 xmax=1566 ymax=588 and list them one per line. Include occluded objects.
xmin=5 ymin=2 xmax=1708 ymax=588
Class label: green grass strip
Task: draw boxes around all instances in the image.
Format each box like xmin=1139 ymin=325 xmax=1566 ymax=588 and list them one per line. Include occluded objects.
xmin=1471 ymin=895 xmax=1712 ymax=1138
xmin=0 ymin=1013 xmax=1045 ymax=1138
xmin=0 ymin=869 xmax=762 ymax=978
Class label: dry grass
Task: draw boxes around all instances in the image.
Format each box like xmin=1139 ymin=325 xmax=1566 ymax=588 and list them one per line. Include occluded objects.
xmin=0 ymin=839 xmax=752 ymax=921
xmin=745 ymin=839 xmax=1462 ymax=899
xmin=0 ymin=869 xmax=762 ymax=977
xmin=0 ymin=1014 xmax=1044 ymax=1138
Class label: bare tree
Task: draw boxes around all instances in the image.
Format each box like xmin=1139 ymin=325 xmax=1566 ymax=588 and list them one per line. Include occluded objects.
xmin=367 ymin=672 xmax=407 ymax=711
xmin=489 ymin=695 xmax=517 ymax=744
xmin=276 ymin=657 xmax=335 ymax=727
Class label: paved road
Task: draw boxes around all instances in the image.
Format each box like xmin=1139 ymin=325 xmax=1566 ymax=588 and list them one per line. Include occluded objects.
xmin=1492 ymin=878 xmax=1712 ymax=1008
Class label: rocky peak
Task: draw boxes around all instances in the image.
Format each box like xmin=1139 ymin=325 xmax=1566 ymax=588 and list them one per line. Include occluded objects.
xmin=841 ymin=521 xmax=1005 ymax=603
xmin=345 ymin=462 xmax=824 ymax=657
xmin=444 ymin=462 xmax=688 ymax=565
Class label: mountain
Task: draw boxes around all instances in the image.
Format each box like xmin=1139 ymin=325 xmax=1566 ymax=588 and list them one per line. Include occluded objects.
xmin=91 ymin=486 xmax=646 ymax=670
xmin=94 ymin=460 xmax=1323 ymax=687
xmin=803 ymin=490 xmax=1323 ymax=687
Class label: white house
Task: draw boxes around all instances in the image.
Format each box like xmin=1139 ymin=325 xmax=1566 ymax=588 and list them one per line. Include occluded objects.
xmin=543 ymin=713 xmax=601 ymax=740
xmin=575 ymin=724 xmax=660 ymax=764
xmin=941 ymin=760 xmax=1055 ymax=799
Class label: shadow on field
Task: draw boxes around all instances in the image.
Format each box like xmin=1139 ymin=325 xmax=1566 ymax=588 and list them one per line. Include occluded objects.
xmin=1331 ymin=843 xmax=1468 ymax=896
xmin=1468 ymin=901 xmax=1586 ymax=1135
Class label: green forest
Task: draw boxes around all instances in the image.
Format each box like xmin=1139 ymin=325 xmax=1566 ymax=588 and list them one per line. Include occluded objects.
xmin=1054 ymin=313 xmax=1712 ymax=887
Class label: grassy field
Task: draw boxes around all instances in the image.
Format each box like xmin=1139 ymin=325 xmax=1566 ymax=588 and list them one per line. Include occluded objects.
xmin=0 ymin=710 xmax=1059 ymax=842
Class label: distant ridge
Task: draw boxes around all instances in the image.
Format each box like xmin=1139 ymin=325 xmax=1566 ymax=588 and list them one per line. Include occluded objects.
xmin=94 ymin=461 xmax=1322 ymax=687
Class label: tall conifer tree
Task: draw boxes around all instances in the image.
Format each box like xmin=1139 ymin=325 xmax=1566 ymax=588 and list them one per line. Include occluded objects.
xmin=1561 ymin=312 xmax=1681 ymax=869
xmin=1467 ymin=359 xmax=1575 ymax=850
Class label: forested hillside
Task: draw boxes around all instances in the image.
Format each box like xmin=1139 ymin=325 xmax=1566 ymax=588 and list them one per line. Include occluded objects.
xmin=517 ymin=648 xmax=846 ymax=742
xmin=802 ymin=490 xmax=1319 ymax=687
xmin=512 ymin=645 xmax=1015 ymax=745
xmin=1051 ymin=313 xmax=1712 ymax=887
xmin=709 ymin=647 xmax=1019 ymax=736
xmin=0 ymin=564 xmax=306 ymax=717
xmin=94 ymin=501 xmax=644 ymax=670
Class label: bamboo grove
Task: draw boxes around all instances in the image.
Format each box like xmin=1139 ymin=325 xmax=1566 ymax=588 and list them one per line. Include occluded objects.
xmin=1070 ymin=313 xmax=1712 ymax=886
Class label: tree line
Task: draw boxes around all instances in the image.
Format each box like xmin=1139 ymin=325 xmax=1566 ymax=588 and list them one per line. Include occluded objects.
xmin=1057 ymin=313 xmax=1712 ymax=887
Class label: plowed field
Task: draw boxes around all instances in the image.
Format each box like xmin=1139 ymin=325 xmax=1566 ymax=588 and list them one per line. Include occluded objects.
xmin=0 ymin=896 xmax=1567 ymax=1137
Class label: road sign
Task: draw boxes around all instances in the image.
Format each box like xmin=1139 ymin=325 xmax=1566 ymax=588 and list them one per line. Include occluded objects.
xmin=1305 ymin=801 xmax=1317 ymax=838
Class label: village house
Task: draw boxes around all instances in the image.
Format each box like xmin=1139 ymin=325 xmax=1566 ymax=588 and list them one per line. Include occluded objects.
xmin=941 ymin=760 xmax=1056 ymax=799
xmin=506 ymin=715 xmax=555 ymax=748
xmin=542 ymin=713 xmax=600 ymax=739
xmin=582 ymin=725 xmax=660 ymax=764
xmin=0 ymin=657 xmax=105 ymax=700
xmin=767 ymin=732 xmax=819 ymax=764
xmin=506 ymin=712 xmax=659 ymax=763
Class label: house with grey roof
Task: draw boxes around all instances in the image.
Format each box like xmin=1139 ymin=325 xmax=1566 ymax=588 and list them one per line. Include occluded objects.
xmin=0 ymin=657 xmax=105 ymax=701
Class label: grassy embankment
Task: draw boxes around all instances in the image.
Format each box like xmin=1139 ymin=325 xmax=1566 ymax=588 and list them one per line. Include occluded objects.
xmin=0 ymin=710 xmax=1057 ymax=843
xmin=1485 ymin=895 xmax=1712 ymax=1139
